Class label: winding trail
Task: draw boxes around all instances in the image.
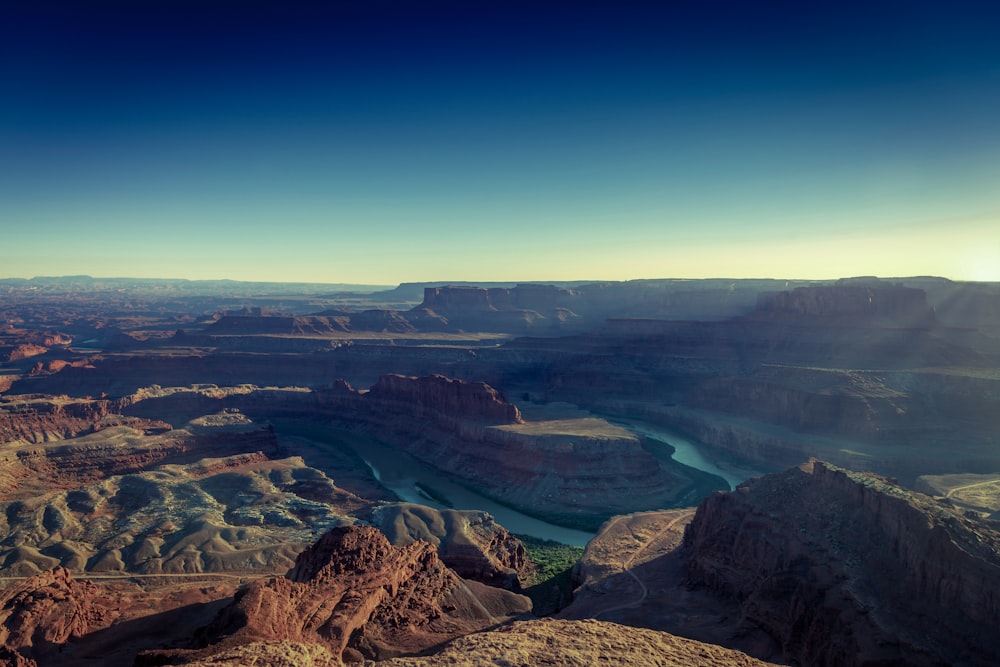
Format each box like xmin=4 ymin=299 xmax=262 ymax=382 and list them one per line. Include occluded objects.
xmin=944 ymin=479 xmax=1000 ymax=498
xmin=594 ymin=509 xmax=695 ymax=619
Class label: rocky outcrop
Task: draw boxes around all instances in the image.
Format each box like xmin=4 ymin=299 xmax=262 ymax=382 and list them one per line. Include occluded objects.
xmin=0 ymin=567 xmax=118 ymax=664
xmin=370 ymin=503 xmax=527 ymax=589
xmin=365 ymin=374 xmax=522 ymax=425
xmin=684 ymin=460 xmax=1000 ymax=667
xmin=148 ymin=526 xmax=530 ymax=664
xmin=0 ymin=345 xmax=49 ymax=363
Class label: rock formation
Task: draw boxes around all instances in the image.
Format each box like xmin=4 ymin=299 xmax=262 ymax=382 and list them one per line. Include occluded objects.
xmin=0 ymin=411 xmax=276 ymax=499
xmin=409 ymin=285 xmax=582 ymax=333
xmin=684 ymin=460 xmax=1000 ymax=666
xmin=324 ymin=375 xmax=722 ymax=530
xmin=0 ymin=567 xmax=118 ymax=665
xmin=365 ymin=373 xmax=523 ymax=425
xmin=0 ymin=395 xmax=171 ymax=446
xmin=754 ymin=279 xmax=936 ymax=325
xmin=145 ymin=525 xmax=530 ymax=664
xmin=370 ymin=503 xmax=527 ymax=589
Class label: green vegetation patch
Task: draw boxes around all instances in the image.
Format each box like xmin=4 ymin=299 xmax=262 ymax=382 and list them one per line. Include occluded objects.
xmin=516 ymin=534 xmax=585 ymax=617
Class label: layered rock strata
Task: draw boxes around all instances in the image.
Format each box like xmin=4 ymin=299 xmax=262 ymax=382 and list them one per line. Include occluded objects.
xmin=327 ymin=375 xmax=718 ymax=530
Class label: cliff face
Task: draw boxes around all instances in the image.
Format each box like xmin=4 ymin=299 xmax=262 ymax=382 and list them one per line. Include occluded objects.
xmin=0 ymin=396 xmax=172 ymax=446
xmin=0 ymin=416 xmax=277 ymax=499
xmin=154 ymin=525 xmax=529 ymax=664
xmin=684 ymin=460 xmax=1000 ymax=667
xmin=326 ymin=375 xmax=719 ymax=530
xmin=755 ymin=281 xmax=935 ymax=325
xmin=411 ymin=285 xmax=581 ymax=333
xmin=366 ymin=373 xmax=523 ymax=425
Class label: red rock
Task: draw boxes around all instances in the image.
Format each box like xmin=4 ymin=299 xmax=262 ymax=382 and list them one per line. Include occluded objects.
xmin=0 ymin=567 xmax=118 ymax=664
xmin=366 ymin=374 xmax=523 ymax=425
xmin=146 ymin=525 xmax=530 ymax=664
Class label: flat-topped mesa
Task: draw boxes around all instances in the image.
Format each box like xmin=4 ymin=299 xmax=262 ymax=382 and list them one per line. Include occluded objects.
xmin=419 ymin=285 xmax=496 ymax=311
xmin=754 ymin=280 xmax=935 ymax=326
xmin=418 ymin=284 xmax=577 ymax=312
xmin=410 ymin=285 xmax=582 ymax=333
xmin=684 ymin=460 xmax=1000 ymax=667
xmin=367 ymin=374 xmax=523 ymax=425
xmin=153 ymin=525 xmax=529 ymax=664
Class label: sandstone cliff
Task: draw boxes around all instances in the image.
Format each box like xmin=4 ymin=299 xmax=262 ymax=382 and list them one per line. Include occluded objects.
xmin=365 ymin=373 xmax=522 ymax=425
xmin=0 ymin=395 xmax=171 ymax=446
xmin=684 ymin=460 xmax=1000 ymax=666
xmin=323 ymin=375 xmax=719 ymax=530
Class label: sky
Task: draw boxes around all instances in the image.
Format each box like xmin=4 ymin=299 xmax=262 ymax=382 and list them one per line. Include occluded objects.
xmin=3 ymin=0 xmax=1000 ymax=284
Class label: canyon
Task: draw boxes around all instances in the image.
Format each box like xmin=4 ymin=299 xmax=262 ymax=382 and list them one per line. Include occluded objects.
xmin=0 ymin=275 xmax=998 ymax=665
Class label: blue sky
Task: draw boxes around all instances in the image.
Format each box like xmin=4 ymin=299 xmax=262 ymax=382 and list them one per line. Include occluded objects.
xmin=3 ymin=0 xmax=999 ymax=283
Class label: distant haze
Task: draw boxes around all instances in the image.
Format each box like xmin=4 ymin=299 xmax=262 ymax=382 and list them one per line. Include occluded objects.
xmin=3 ymin=1 xmax=999 ymax=283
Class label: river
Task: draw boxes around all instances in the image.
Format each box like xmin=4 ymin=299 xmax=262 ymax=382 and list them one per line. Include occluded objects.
xmin=295 ymin=420 xmax=756 ymax=547
xmin=617 ymin=421 xmax=760 ymax=490
xmin=348 ymin=433 xmax=595 ymax=546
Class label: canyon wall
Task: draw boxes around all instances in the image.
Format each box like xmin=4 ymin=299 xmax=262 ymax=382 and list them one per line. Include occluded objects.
xmin=684 ymin=460 xmax=1000 ymax=666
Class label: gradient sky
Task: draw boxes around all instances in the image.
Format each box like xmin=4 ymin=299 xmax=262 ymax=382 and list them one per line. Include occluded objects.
xmin=3 ymin=0 xmax=1000 ymax=284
